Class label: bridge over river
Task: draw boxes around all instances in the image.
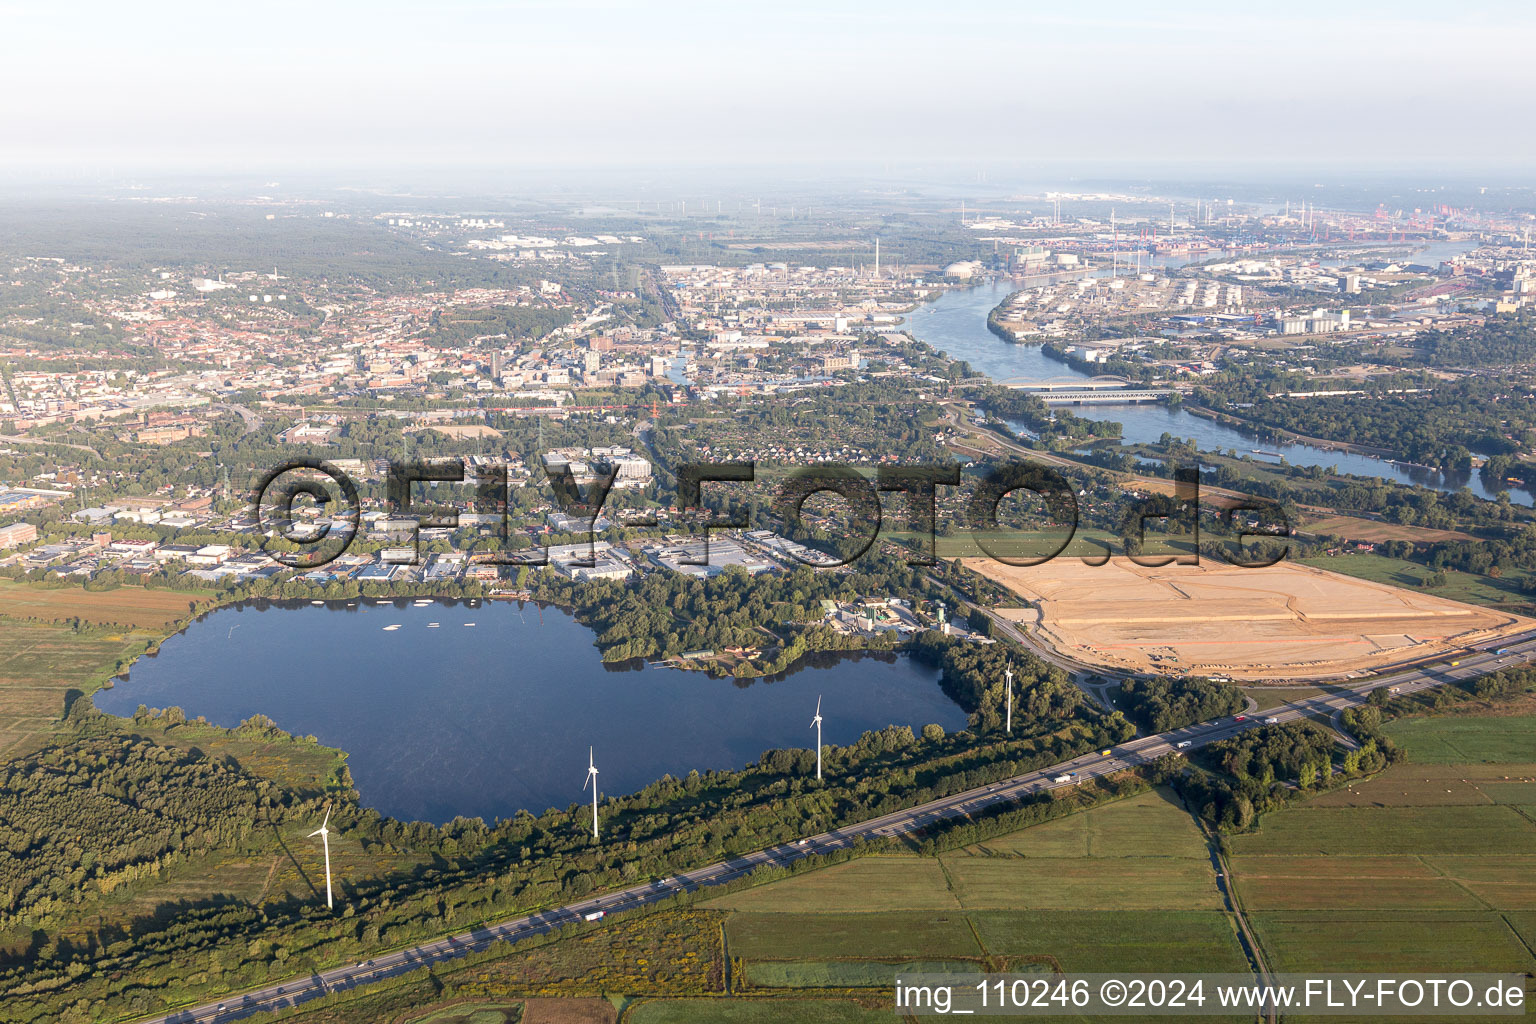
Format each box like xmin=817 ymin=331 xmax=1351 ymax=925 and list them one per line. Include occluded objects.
xmin=994 ymin=374 xmax=1179 ymax=404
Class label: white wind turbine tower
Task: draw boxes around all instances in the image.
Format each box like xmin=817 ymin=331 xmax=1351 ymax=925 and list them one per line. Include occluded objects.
xmin=307 ymin=803 xmax=334 ymax=910
xmin=583 ymin=746 xmax=600 ymax=839
xmin=810 ymin=696 xmax=824 ymax=780
xmin=1004 ymin=664 xmax=1014 ymax=735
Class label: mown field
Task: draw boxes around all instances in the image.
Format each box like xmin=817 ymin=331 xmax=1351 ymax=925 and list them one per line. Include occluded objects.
xmin=0 ymin=580 xmax=219 ymax=761
xmin=1298 ymin=514 xmax=1473 ymax=544
xmin=627 ymin=999 xmax=888 ymax=1024
xmin=0 ymin=618 xmax=145 ymax=759
xmin=1230 ymin=711 xmax=1536 ymax=995
xmin=889 ymin=527 xmax=1197 ymax=564
xmin=1384 ymin=712 xmax=1536 ymax=763
xmin=0 ymin=579 xmax=214 ymax=628
xmin=1297 ymin=553 xmax=1532 ymax=609
xmin=712 ymin=789 xmax=1247 ymax=986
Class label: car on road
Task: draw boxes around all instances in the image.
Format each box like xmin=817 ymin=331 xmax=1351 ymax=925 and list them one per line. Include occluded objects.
xmin=1234 ymin=714 xmax=1248 ymax=722
xmin=1175 ymin=740 xmax=1192 ymax=749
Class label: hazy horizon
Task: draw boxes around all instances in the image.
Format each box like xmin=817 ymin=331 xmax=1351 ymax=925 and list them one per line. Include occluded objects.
xmin=4 ymin=0 xmax=1535 ymax=175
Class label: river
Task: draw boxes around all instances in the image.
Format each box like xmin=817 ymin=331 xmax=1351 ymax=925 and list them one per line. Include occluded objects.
xmin=94 ymin=599 xmax=968 ymax=825
xmin=907 ymin=280 xmax=1533 ymax=506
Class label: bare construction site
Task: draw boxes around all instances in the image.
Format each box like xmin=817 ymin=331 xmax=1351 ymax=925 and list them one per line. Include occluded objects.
xmin=965 ymin=557 xmax=1531 ymax=682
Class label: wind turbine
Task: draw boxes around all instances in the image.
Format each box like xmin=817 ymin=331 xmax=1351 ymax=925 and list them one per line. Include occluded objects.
xmin=810 ymin=696 xmax=823 ymax=780
xmin=307 ymin=803 xmax=334 ymax=910
xmin=1004 ymin=664 xmax=1014 ymax=735
xmin=582 ymin=746 xmax=600 ymax=839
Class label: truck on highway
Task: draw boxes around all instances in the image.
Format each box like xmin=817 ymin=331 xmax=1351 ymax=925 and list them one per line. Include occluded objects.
xmin=1263 ymin=716 xmax=1279 ymax=725
xmin=1053 ymin=773 xmax=1075 ymax=784
xmin=583 ymin=911 xmax=605 ymax=922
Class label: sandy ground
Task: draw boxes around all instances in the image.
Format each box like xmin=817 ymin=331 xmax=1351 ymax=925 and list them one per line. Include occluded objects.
xmin=966 ymin=557 xmax=1530 ymax=681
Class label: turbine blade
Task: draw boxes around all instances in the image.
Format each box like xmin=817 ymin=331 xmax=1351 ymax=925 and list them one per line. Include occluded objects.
xmin=307 ymin=828 xmax=323 ymax=838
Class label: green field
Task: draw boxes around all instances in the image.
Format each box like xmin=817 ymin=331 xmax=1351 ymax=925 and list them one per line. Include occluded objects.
xmin=704 ymin=857 xmax=958 ymax=913
xmin=743 ymin=958 xmax=986 ymax=989
xmin=1384 ymin=714 xmax=1536 ymax=763
xmin=0 ymin=619 xmax=147 ymax=759
xmin=942 ymin=857 xmax=1222 ymax=910
xmin=0 ymin=579 xmax=215 ymax=628
xmin=891 ymin=527 xmax=1195 ymax=564
xmin=716 ymin=789 xmax=1245 ymax=983
xmin=402 ymin=1004 xmax=520 ymax=1024
xmin=709 ymin=792 xmax=1221 ymax=915
xmin=627 ymin=999 xmax=889 ymax=1024
xmin=953 ymin=789 xmax=1210 ymax=859
xmin=969 ymin=910 xmax=1250 ymax=973
xmin=1230 ymin=709 xmax=1536 ymax=991
xmin=1233 ymin=855 xmax=1483 ymax=911
xmin=1252 ymin=911 xmax=1536 ymax=974
xmin=725 ymin=912 xmax=983 ymax=960
xmin=1306 ymin=762 xmax=1536 ymax=807
xmin=1227 ymin=804 xmax=1536 ymax=856
xmin=1297 ymin=553 xmax=1532 ymax=608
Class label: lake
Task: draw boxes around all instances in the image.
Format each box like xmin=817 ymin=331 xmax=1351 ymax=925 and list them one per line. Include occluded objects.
xmin=94 ymin=599 xmax=969 ymax=825
xmin=908 ymin=280 xmax=1533 ymax=506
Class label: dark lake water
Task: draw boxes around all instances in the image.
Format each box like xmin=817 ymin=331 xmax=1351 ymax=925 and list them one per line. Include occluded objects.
xmin=94 ymin=599 xmax=968 ymax=825
xmin=909 ymin=279 xmax=1532 ymax=506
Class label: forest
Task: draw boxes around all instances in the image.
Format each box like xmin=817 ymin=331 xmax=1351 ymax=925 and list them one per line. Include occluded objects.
xmin=1378 ymin=310 xmax=1536 ymax=367
xmin=1113 ymin=676 xmax=1245 ymax=733
xmin=1197 ymin=375 xmax=1536 ymax=471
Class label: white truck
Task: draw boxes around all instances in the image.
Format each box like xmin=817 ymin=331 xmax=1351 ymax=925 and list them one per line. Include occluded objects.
xmin=583 ymin=910 xmax=605 ymax=922
xmin=1263 ymin=716 xmax=1279 ymax=725
xmin=1053 ymin=773 xmax=1075 ymax=784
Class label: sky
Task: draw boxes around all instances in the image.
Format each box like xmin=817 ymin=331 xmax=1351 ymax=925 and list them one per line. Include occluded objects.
xmin=2 ymin=0 xmax=1534 ymax=175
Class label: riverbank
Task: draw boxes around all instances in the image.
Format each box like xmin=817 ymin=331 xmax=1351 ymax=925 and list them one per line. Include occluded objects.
xmin=986 ymin=289 xmax=1027 ymax=344
xmin=1180 ymin=403 xmax=1400 ymax=459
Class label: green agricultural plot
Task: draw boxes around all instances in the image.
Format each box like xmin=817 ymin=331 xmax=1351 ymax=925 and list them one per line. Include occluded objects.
xmin=1508 ymin=913 xmax=1536 ymax=955
xmin=1383 ymin=714 xmax=1536 ymax=763
xmin=704 ymin=857 xmax=958 ymax=913
xmin=0 ymin=620 xmax=152 ymax=759
xmin=1424 ymin=857 xmax=1536 ymax=910
xmin=952 ymin=788 xmax=1209 ymax=859
xmin=724 ymin=913 xmax=983 ymax=960
xmin=1232 ymin=855 xmax=1481 ymax=911
xmin=743 ymin=958 xmax=985 ymax=989
xmin=1306 ymin=763 xmax=1536 ymax=807
xmin=1228 ymin=804 xmax=1536 ymax=856
xmin=969 ymin=910 xmax=1249 ymax=973
xmin=914 ymin=526 xmax=1163 ymax=563
xmin=0 ymin=580 xmax=215 ymax=629
xmin=1251 ymin=912 xmax=1536 ymax=974
xmin=627 ymin=999 xmax=889 ymax=1024
xmin=1297 ymin=554 xmax=1531 ymax=608
xmin=404 ymin=1005 xmax=520 ymax=1024
xmin=942 ymin=857 xmax=1222 ymax=911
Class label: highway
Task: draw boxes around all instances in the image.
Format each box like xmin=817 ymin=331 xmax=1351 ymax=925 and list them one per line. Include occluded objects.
xmin=137 ymin=627 xmax=1536 ymax=1024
